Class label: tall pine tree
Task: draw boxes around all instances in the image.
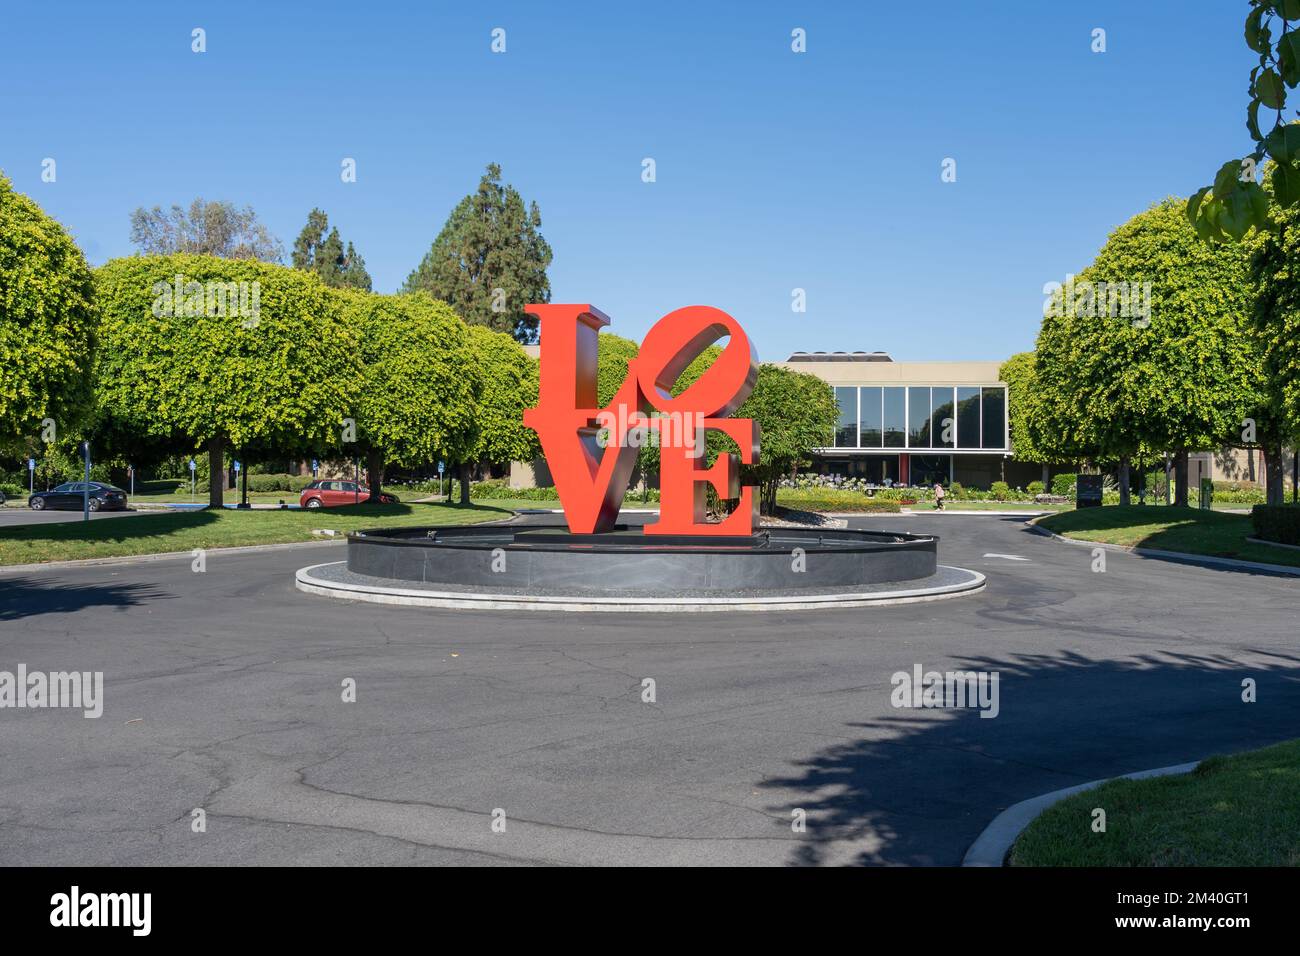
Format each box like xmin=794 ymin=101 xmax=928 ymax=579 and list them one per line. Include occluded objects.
xmin=291 ymin=208 xmax=372 ymax=290
xmin=402 ymin=163 xmax=552 ymax=343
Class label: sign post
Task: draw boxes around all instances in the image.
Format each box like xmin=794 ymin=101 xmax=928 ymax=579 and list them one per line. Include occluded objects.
xmin=28 ymin=458 xmax=34 ymax=496
xmin=188 ymin=458 xmax=196 ymax=501
xmin=128 ymin=464 xmax=134 ymax=498
xmin=1076 ymin=474 xmax=1104 ymax=509
xmin=438 ymin=460 xmax=445 ymax=500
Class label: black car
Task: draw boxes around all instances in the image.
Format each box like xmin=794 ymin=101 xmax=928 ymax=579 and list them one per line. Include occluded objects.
xmin=28 ymin=482 xmax=129 ymax=512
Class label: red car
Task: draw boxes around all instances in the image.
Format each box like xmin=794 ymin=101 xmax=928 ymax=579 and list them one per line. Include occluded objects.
xmin=299 ymin=480 xmax=398 ymax=508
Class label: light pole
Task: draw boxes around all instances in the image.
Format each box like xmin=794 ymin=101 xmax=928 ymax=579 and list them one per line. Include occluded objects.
xmin=82 ymin=440 xmax=91 ymax=522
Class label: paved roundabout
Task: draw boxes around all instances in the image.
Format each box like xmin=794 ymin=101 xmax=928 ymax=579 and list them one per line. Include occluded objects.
xmin=1 ymin=512 xmax=1297 ymax=865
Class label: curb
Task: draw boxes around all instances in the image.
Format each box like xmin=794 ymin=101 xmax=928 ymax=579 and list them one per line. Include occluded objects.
xmin=962 ymin=761 xmax=1200 ymax=867
xmin=1024 ymin=518 xmax=1300 ymax=578
xmin=295 ymin=561 xmax=987 ymax=612
xmin=0 ymin=538 xmax=345 ymax=575
xmin=901 ymin=509 xmax=1051 ymax=517
xmin=1245 ymin=535 xmax=1300 ymax=553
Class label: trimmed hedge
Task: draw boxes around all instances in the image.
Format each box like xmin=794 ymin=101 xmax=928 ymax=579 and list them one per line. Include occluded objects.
xmin=780 ymin=497 xmax=901 ymax=514
xmin=776 ymin=488 xmax=902 ymax=513
xmin=1251 ymin=504 xmax=1300 ymax=546
xmin=245 ymin=473 xmax=313 ymax=493
xmin=471 ymin=479 xmax=558 ymax=500
xmin=1051 ymin=473 xmax=1078 ymax=497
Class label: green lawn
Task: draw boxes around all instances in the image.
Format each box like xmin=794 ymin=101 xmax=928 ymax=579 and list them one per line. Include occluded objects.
xmin=1011 ymin=739 xmax=1300 ymax=866
xmin=921 ymin=500 xmax=1073 ymax=512
xmin=1036 ymin=505 xmax=1300 ymax=568
xmin=0 ymin=501 xmax=511 ymax=566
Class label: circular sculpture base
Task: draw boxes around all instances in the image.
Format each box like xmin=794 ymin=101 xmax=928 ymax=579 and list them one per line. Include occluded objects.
xmin=294 ymin=524 xmax=985 ymax=612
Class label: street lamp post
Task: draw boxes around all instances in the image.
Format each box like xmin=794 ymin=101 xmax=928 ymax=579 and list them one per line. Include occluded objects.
xmin=82 ymin=441 xmax=91 ymax=522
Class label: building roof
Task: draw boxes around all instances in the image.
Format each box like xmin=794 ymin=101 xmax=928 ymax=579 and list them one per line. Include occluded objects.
xmin=786 ymin=351 xmax=893 ymax=362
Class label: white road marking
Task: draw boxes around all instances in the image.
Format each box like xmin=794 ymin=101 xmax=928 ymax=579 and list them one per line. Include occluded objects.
xmin=983 ymin=553 xmax=1029 ymax=561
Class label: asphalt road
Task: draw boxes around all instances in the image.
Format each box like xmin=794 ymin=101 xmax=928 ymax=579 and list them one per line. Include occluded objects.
xmin=1 ymin=512 xmax=1297 ymax=866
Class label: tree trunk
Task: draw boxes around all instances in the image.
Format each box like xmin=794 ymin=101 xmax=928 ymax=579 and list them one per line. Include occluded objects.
xmin=1118 ymin=455 xmax=1131 ymax=507
xmin=1173 ymin=450 xmax=1189 ymax=508
xmin=207 ymin=436 xmax=225 ymax=510
xmin=458 ymin=463 xmax=472 ymax=505
xmin=366 ymin=448 xmax=384 ymax=502
xmin=1041 ymin=463 xmax=1049 ymax=489
xmin=1264 ymin=440 xmax=1285 ymax=506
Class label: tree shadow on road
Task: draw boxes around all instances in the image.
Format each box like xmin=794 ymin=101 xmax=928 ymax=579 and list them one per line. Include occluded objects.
xmin=760 ymin=647 xmax=1300 ymax=866
xmin=0 ymin=576 xmax=166 ymax=622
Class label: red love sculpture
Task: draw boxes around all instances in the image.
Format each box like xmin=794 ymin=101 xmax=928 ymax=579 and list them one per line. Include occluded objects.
xmin=523 ymin=304 xmax=761 ymax=536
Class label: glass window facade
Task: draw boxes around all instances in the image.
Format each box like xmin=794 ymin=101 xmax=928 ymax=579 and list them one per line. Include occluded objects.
xmin=956 ymin=387 xmax=981 ymax=449
xmin=859 ymin=386 xmax=882 ymax=448
xmin=931 ymin=387 xmax=955 ymax=449
xmin=981 ymin=386 xmax=1005 ymax=449
xmin=883 ymin=387 xmax=906 ymax=448
xmin=834 ymin=387 xmax=857 ymax=447
xmin=907 ymin=387 xmax=931 ymax=447
xmin=819 ymin=384 xmax=1007 ymax=450
xmin=910 ymin=455 xmax=951 ymax=487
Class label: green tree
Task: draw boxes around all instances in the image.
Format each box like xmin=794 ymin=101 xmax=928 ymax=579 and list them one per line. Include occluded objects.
xmin=0 ymin=173 xmax=97 ymax=455
xmin=129 ymin=199 xmax=282 ymax=261
xmin=460 ymin=324 xmax=540 ymax=503
xmin=1035 ymin=199 xmax=1265 ymax=506
xmin=403 ymin=163 xmax=552 ymax=343
xmin=1187 ymin=1 xmax=1300 ymax=241
xmin=1246 ymin=182 xmax=1300 ymax=503
xmin=292 ymin=208 xmax=372 ymax=290
xmin=95 ymin=255 xmax=360 ymax=507
xmin=339 ymin=290 xmax=480 ymax=501
xmin=737 ymin=365 xmax=838 ymax=514
xmin=1000 ymin=351 xmax=1075 ymax=490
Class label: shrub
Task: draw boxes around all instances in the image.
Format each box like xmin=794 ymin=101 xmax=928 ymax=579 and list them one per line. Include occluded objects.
xmin=990 ymin=480 xmax=1010 ymax=501
xmin=1250 ymin=504 xmax=1300 ymax=546
xmin=1027 ymin=480 xmax=1045 ymax=496
xmin=470 ymin=479 xmax=559 ymax=500
xmin=245 ymin=473 xmax=308 ymax=493
xmin=0 ymin=482 xmax=24 ymax=499
xmin=1051 ymin=473 xmax=1078 ymax=497
xmin=776 ymin=488 xmax=901 ymax=513
xmin=949 ymin=481 xmax=965 ymax=499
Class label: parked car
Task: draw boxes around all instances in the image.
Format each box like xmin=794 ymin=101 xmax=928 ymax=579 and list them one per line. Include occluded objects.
xmin=28 ymin=482 xmax=129 ymax=512
xmin=299 ymin=480 xmax=398 ymax=508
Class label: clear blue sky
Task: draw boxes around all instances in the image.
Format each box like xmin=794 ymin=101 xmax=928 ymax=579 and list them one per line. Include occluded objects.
xmin=0 ymin=1 xmax=1251 ymax=363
